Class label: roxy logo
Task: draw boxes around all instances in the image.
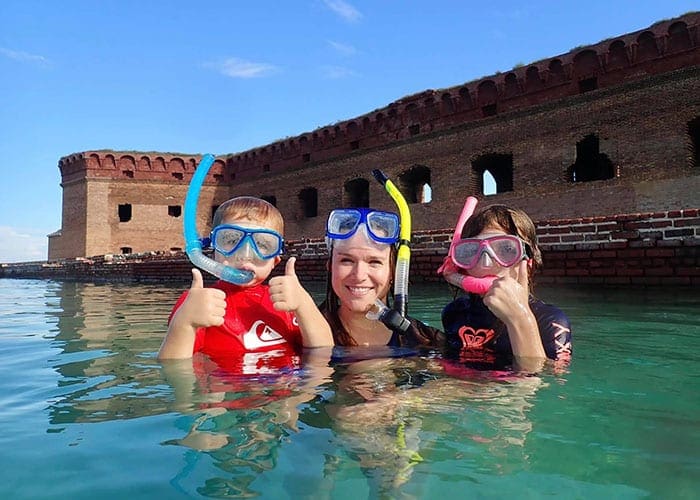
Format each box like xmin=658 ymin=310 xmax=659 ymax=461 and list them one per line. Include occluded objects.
xmin=457 ymin=326 xmax=496 ymax=349
xmin=242 ymin=320 xmax=286 ymax=350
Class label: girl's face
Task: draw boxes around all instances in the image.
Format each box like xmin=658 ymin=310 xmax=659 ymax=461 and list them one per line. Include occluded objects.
xmin=466 ymin=225 xmax=526 ymax=282
xmin=214 ymin=218 xmax=280 ymax=287
xmin=330 ymin=232 xmax=393 ymax=314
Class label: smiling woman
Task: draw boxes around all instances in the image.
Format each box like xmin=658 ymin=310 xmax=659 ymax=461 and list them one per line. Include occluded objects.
xmin=319 ymin=207 xmax=444 ymax=349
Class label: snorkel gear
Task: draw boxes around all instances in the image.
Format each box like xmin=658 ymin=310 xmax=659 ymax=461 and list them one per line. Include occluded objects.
xmin=326 ymin=208 xmax=400 ymax=244
xmin=439 ymin=196 xmax=497 ymax=295
xmin=209 ymin=224 xmax=284 ymax=260
xmin=370 ymin=169 xmax=412 ymax=333
xmin=183 ymin=154 xmax=254 ymax=284
xmin=452 ymin=235 xmax=530 ymax=270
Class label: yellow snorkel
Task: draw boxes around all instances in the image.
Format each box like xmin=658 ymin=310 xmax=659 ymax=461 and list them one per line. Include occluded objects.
xmin=370 ymin=169 xmax=412 ymax=333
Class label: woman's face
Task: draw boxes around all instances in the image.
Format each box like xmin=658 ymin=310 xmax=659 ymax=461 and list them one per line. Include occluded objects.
xmin=466 ymin=225 xmax=525 ymax=282
xmin=330 ymin=232 xmax=393 ymax=314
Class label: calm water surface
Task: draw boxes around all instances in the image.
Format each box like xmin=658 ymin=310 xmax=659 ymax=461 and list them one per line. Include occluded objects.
xmin=0 ymin=278 xmax=698 ymax=499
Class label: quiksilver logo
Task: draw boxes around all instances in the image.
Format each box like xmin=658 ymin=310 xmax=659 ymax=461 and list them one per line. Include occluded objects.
xmin=242 ymin=320 xmax=286 ymax=350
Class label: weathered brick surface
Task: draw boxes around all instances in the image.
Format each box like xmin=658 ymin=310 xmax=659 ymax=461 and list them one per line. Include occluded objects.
xmin=6 ymin=210 xmax=700 ymax=287
xmin=38 ymin=13 xmax=700 ymax=288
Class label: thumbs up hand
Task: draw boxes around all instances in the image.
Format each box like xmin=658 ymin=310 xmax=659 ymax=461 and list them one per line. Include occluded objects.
xmin=268 ymin=257 xmax=303 ymax=312
xmin=179 ymin=268 xmax=227 ymax=328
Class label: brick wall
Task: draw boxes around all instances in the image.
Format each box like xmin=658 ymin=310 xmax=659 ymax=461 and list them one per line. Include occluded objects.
xmin=6 ymin=209 xmax=698 ymax=287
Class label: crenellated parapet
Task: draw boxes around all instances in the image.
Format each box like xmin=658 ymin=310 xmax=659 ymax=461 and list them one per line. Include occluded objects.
xmin=58 ymin=150 xmax=229 ymax=185
xmin=223 ymin=12 xmax=700 ymax=181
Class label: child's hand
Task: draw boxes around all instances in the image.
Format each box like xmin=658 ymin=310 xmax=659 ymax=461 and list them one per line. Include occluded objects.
xmin=179 ymin=269 xmax=227 ymax=328
xmin=269 ymin=257 xmax=304 ymax=312
xmin=483 ymin=260 xmax=530 ymax=322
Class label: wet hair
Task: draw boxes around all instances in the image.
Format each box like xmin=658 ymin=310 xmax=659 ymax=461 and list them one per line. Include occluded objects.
xmin=461 ymin=204 xmax=542 ymax=286
xmin=320 ymin=243 xmax=397 ymax=346
xmin=212 ymin=196 xmax=284 ymax=235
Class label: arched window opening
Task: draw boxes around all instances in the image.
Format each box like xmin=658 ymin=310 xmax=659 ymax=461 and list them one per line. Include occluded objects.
xmin=608 ymin=40 xmax=629 ymax=68
xmin=688 ymin=116 xmax=700 ymax=168
xmin=525 ymin=66 xmax=543 ymax=91
xmin=441 ymin=93 xmax=455 ymax=114
xmin=547 ymin=59 xmax=566 ymax=84
xmin=344 ymin=178 xmax=370 ymax=207
xmin=667 ymin=22 xmax=691 ymax=52
xmin=636 ymin=31 xmax=658 ymax=61
xmin=120 ymin=247 xmax=132 ymax=255
xmin=398 ymin=166 xmax=432 ymax=204
xmin=569 ymin=134 xmax=615 ymax=182
xmin=298 ymin=188 xmax=318 ymax=218
xmin=422 ymin=184 xmax=433 ymax=203
xmin=261 ymin=195 xmax=277 ymax=207
xmin=471 ymin=154 xmax=514 ymax=194
xmin=482 ymin=170 xmax=497 ymax=195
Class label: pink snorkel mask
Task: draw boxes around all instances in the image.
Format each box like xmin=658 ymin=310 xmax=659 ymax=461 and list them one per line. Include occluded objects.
xmin=437 ymin=196 xmax=496 ymax=295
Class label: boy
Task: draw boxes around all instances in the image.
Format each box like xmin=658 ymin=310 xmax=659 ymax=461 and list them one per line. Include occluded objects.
xmin=158 ymin=196 xmax=332 ymax=371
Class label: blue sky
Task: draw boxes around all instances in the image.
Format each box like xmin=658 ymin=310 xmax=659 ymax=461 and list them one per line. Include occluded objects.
xmin=1 ymin=1 xmax=697 ymax=263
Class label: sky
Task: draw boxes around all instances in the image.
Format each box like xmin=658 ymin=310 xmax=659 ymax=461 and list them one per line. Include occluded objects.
xmin=1 ymin=1 xmax=697 ymax=263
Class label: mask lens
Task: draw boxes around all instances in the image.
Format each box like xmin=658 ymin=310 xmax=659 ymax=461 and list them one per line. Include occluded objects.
xmin=251 ymin=232 xmax=282 ymax=258
xmin=453 ymin=240 xmax=481 ymax=269
xmin=489 ymin=236 xmax=523 ymax=266
xmin=213 ymin=227 xmax=245 ymax=255
xmin=366 ymin=211 xmax=399 ymax=242
xmin=327 ymin=209 xmax=362 ymax=238
xmin=452 ymin=236 xmax=525 ymax=270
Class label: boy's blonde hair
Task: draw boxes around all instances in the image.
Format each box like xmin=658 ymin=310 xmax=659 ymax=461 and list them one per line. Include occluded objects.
xmin=212 ymin=196 xmax=284 ymax=235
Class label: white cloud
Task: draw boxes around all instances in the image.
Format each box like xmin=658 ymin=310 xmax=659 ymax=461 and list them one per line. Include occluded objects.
xmin=0 ymin=226 xmax=48 ymax=264
xmin=0 ymin=47 xmax=50 ymax=66
xmin=322 ymin=65 xmax=359 ymax=79
xmin=322 ymin=0 xmax=362 ymax=23
xmin=328 ymin=40 xmax=358 ymax=56
xmin=204 ymin=57 xmax=278 ymax=78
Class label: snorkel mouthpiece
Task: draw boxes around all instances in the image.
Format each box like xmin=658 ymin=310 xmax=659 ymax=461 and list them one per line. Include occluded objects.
xmin=184 ymin=154 xmax=254 ymax=285
xmin=371 ymin=169 xmax=411 ymax=333
xmin=366 ymin=299 xmax=411 ymax=332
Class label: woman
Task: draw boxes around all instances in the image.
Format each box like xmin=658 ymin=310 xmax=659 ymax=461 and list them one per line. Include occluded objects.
xmin=319 ymin=207 xmax=443 ymax=349
xmin=439 ymin=202 xmax=572 ymax=371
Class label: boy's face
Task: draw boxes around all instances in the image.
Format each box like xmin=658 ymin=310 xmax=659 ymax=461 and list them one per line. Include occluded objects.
xmin=213 ymin=217 xmax=281 ymax=287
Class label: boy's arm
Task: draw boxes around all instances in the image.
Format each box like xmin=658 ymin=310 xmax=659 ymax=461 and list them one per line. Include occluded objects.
xmin=268 ymin=257 xmax=334 ymax=347
xmin=158 ymin=269 xmax=227 ymax=359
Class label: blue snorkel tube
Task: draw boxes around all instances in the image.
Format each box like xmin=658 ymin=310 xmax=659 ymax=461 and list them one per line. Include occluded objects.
xmin=367 ymin=169 xmax=411 ymax=334
xmin=183 ymin=154 xmax=253 ymax=284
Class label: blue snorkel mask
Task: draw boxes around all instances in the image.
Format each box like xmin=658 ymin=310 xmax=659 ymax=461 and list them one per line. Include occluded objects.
xmin=183 ymin=154 xmax=254 ymax=284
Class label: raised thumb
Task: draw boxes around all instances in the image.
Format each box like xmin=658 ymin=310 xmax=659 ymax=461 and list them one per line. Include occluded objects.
xmin=190 ymin=268 xmax=204 ymax=289
xmin=285 ymin=256 xmax=297 ymax=276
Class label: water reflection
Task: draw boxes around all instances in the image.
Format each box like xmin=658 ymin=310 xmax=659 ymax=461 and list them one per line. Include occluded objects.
xmin=300 ymin=353 xmax=548 ymax=497
xmin=20 ymin=279 xmax=562 ymax=498
xmin=46 ymin=281 xmax=178 ymax=425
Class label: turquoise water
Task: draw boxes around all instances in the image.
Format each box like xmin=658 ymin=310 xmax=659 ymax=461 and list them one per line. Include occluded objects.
xmin=0 ymin=278 xmax=698 ymax=499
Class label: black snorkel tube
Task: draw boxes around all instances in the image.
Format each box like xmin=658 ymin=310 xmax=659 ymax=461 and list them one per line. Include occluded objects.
xmin=367 ymin=169 xmax=411 ymax=334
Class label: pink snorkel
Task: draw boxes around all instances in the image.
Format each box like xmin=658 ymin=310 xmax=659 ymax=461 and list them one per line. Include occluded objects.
xmin=438 ymin=196 xmax=497 ymax=295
